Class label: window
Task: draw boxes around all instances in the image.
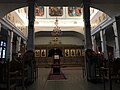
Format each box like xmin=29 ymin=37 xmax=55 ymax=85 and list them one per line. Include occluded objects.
xmin=0 ymin=41 xmax=6 ymax=59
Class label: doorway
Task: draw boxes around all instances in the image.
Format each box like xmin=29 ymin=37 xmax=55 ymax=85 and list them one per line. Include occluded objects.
xmin=48 ymin=48 xmax=63 ymax=57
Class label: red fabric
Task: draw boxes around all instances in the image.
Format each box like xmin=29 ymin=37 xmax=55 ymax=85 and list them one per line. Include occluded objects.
xmin=48 ymin=70 xmax=66 ymax=80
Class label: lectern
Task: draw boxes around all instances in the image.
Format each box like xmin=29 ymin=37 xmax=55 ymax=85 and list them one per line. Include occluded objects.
xmin=52 ymin=55 xmax=60 ymax=75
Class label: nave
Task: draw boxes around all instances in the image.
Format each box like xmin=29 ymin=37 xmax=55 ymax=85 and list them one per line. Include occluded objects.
xmin=26 ymin=67 xmax=120 ymax=90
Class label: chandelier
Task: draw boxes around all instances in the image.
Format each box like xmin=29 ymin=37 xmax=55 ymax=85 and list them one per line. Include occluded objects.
xmin=51 ymin=17 xmax=62 ymax=37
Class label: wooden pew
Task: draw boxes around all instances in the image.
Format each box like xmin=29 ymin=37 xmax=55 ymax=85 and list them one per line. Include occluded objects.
xmin=0 ymin=59 xmax=18 ymax=90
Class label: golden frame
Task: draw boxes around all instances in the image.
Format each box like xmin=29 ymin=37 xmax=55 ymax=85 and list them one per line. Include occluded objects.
xmin=76 ymin=49 xmax=81 ymax=56
xmin=35 ymin=50 xmax=40 ymax=57
xmin=71 ymin=49 xmax=75 ymax=56
xmin=65 ymin=49 xmax=69 ymax=57
xmin=81 ymin=49 xmax=85 ymax=56
xmin=41 ymin=49 xmax=46 ymax=57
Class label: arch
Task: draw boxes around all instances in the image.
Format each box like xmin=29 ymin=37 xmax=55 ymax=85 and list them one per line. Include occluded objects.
xmin=90 ymin=4 xmax=120 ymax=17
xmin=35 ymin=31 xmax=84 ymax=40
xmin=0 ymin=1 xmax=119 ymax=18
xmin=0 ymin=3 xmax=27 ymax=18
xmin=48 ymin=48 xmax=63 ymax=57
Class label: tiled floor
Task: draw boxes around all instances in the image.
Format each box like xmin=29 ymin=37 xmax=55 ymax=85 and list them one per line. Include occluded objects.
xmin=27 ymin=67 xmax=120 ymax=90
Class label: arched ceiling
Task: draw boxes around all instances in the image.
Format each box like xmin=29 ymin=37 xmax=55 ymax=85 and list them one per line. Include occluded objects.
xmin=0 ymin=0 xmax=120 ymax=18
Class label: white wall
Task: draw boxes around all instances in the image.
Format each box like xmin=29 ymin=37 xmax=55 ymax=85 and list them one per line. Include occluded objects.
xmin=35 ymin=36 xmax=84 ymax=45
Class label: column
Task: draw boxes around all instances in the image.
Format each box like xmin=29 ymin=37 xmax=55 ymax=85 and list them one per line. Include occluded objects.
xmin=92 ymin=35 xmax=97 ymax=51
xmin=100 ymin=30 xmax=108 ymax=59
xmin=83 ymin=0 xmax=92 ymax=50
xmin=112 ymin=16 xmax=120 ymax=58
xmin=27 ymin=1 xmax=35 ymax=51
xmin=0 ymin=23 xmax=1 ymax=32
xmin=6 ymin=30 xmax=13 ymax=61
xmin=83 ymin=0 xmax=93 ymax=80
xmin=27 ymin=0 xmax=35 ymax=83
xmin=16 ymin=36 xmax=21 ymax=53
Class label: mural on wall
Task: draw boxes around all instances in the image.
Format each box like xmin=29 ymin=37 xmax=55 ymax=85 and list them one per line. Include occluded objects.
xmin=68 ymin=7 xmax=82 ymax=17
xmin=36 ymin=6 xmax=44 ymax=16
xmin=6 ymin=13 xmax=26 ymax=34
xmin=49 ymin=7 xmax=63 ymax=16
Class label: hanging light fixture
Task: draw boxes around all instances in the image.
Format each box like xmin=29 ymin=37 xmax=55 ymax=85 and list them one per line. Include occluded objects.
xmin=51 ymin=17 xmax=62 ymax=37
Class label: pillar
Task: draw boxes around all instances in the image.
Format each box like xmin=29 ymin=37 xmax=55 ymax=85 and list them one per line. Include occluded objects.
xmin=6 ymin=30 xmax=13 ymax=61
xmin=83 ymin=0 xmax=92 ymax=50
xmin=92 ymin=35 xmax=97 ymax=51
xmin=83 ymin=0 xmax=94 ymax=80
xmin=27 ymin=1 xmax=35 ymax=51
xmin=27 ymin=0 xmax=35 ymax=83
xmin=16 ymin=36 xmax=21 ymax=53
xmin=0 ymin=23 xmax=1 ymax=32
xmin=100 ymin=30 xmax=108 ymax=59
xmin=112 ymin=16 xmax=120 ymax=58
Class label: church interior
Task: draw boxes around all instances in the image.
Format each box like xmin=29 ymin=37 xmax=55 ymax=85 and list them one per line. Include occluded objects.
xmin=0 ymin=0 xmax=120 ymax=90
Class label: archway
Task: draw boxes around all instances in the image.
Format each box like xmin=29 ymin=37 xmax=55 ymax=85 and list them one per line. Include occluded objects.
xmin=48 ymin=48 xmax=63 ymax=57
xmin=0 ymin=1 xmax=120 ymax=18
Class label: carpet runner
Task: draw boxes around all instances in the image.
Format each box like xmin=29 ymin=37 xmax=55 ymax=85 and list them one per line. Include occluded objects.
xmin=47 ymin=70 xmax=67 ymax=80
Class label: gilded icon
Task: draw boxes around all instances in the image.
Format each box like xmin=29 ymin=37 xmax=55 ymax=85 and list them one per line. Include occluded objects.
xmin=35 ymin=50 xmax=40 ymax=57
xmin=81 ymin=49 xmax=85 ymax=56
xmin=41 ymin=49 xmax=46 ymax=57
xmin=76 ymin=49 xmax=81 ymax=56
xmin=71 ymin=49 xmax=75 ymax=56
xmin=65 ymin=49 xmax=69 ymax=57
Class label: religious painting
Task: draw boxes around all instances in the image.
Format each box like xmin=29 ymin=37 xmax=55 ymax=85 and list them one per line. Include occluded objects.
xmin=65 ymin=49 xmax=69 ymax=57
xmin=49 ymin=7 xmax=63 ymax=16
xmin=36 ymin=6 xmax=44 ymax=16
xmin=70 ymin=49 xmax=75 ymax=56
xmin=41 ymin=49 xmax=46 ymax=57
xmin=35 ymin=50 xmax=40 ymax=57
xmin=68 ymin=7 xmax=82 ymax=17
xmin=81 ymin=49 xmax=85 ymax=56
xmin=76 ymin=49 xmax=81 ymax=56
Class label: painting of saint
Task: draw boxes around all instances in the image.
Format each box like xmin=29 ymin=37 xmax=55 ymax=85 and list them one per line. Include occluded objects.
xmin=41 ymin=49 xmax=46 ymax=57
xmin=76 ymin=49 xmax=81 ymax=56
xmin=71 ymin=49 xmax=75 ymax=56
xmin=36 ymin=6 xmax=44 ymax=16
xmin=68 ymin=7 xmax=82 ymax=17
xmin=49 ymin=7 xmax=63 ymax=16
xmin=35 ymin=50 xmax=40 ymax=57
xmin=65 ymin=49 xmax=69 ymax=57
xmin=81 ymin=49 xmax=85 ymax=56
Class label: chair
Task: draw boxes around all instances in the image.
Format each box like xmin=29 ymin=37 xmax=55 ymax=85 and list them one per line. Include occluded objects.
xmin=0 ymin=60 xmax=17 ymax=90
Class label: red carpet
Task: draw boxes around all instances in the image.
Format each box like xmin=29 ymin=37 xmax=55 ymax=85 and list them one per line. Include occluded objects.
xmin=48 ymin=69 xmax=67 ymax=80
